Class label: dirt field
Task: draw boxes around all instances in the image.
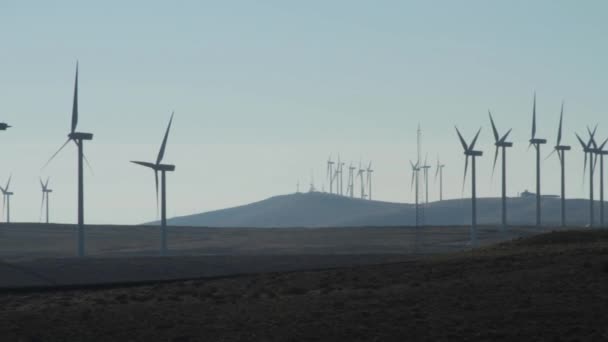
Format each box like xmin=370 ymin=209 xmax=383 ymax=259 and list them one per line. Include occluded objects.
xmin=1 ymin=229 xmax=607 ymax=341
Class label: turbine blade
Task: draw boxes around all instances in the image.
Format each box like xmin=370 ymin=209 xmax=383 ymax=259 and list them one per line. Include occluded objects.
xmin=576 ymin=133 xmax=587 ymax=150
xmin=155 ymin=170 xmax=159 ymax=219
xmin=40 ymin=177 xmax=45 ymax=190
xmin=499 ymin=129 xmax=512 ymax=144
xmin=469 ymin=127 xmax=482 ymax=150
xmin=455 ymin=127 xmax=468 ymax=151
xmin=71 ymin=62 xmax=78 ymax=134
xmin=45 ymin=177 xmax=50 ymax=188
xmin=462 ymin=156 xmax=469 ymax=193
xmin=587 ymin=125 xmax=598 ymax=148
xmin=131 ymin=161 xmax=157 ymax=169
xmin=42 ymin=139 xmax=72 ymax=169
xmin=557 ymin=102 xmax=563 ymax=146
xmin=583 ymin=152 xmax=588 ymax=185
xmin=488 ymin=111 xmax=499 ymax=142
xmin=545 ymin=149 xmax=557 ymax=161
xmin=531 ymin=92 xmax=536 ymax=139
xmin=492 ymin=146 xmax=499 ymax=177
xmin=434 ymin=162 xmax=440 ymax=181
xmin=557 ymin=149 xmax=563 ymax=165
xmin=39 ymin=192 xmax=45 ymax=223
xmin=74 ymin=139 xmax=94 ymax=175
xmin=599 ymin=137 xmax=608 ymax=151
xmin=410 ymin=169 xmax=415 ymax=188
xmin=156 ymin=112 xmax=174 ymax=165
xmin=6 ymin=174 xmax=12 ymax=191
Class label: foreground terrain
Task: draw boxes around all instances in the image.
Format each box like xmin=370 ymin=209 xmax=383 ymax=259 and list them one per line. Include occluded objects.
xmin=1 ymin=230 xmax=607 ymax=341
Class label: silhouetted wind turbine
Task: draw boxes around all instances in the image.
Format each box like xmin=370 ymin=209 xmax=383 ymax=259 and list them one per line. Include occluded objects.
xmin=44 ymin=63 xmax=93 ymax=257
xmin=39 ymin=177 xmax=53 ymax=224
xmin=489 ymin=111 xmax=513 ymax=231
xmin=410 ymin=160 xmax=420 ymax=227
xmin=347 ymin=163 xmax=356 ymax=198
xmin=456 ymin=127 xmax=482 ymax=247
xmin=529 ymin=94 xmax=547 ymax=227
xmin=131 ymin=112 xmax=176 ymax=255
xmin=366 ymin=161 xmax=373 ymax=200
xmin=0 ymin=175 xmax=13 ymax=223
xmin=548 ymin=103 xmax=570 ymax=227
xmin=434 ymin=158 xmax=445 ymax=202
xmin=575 ymin=126 xmax=597 ymax=227
xmin=357 ymin=162 xmax=366 ymax=199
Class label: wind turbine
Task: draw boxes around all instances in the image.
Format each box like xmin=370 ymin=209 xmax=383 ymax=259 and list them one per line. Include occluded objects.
xmin=548 ymin=103 xmax=570 ymax=227
xmin=347 ymin=163 xmax=356 ymax=198
xmin=44 ymin=63 xmax=93 ymax=257
xmin=575 ymin=126 xmax=597 ymax=227
xmin=529 ymin=93 xmax=547 ymax=227
xmin=489 ymin=111 xmax=513 ymax=231
xmin=326 ymin=156 xmax=335 ymax=194
xmin=131 ymin=112 xmax=176 ymax=255
xmin=0 ymin=176 xmax=13 ymax=223
xmin=434 ymin=158 xmax=445 ymax=202
xmin=366 ymin=161 xmax=373 ymax=200
xmin=39 ymin=177 xmax=53 ymax=224
xmin=357 ymin=162 xmax=366 ymax=199
xmin=337 ymin=156 xmax=345 ymax=196
xmin=410 ymin=160 xmax=420 ymax=227
xmin=456 ymin=127 xmax=483 ymax=247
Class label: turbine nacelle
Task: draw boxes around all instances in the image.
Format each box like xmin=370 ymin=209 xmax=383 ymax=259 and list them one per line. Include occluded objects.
xmin=555 ymin=145 xmax=571 ymax=151
xmin=464 ymin=150 xmax=483 ymax=157
xmin=530 ymin=138 xmax=547 ymax=145
xmin=68 ymin=132 xmax=94 ymax=141
xmin=131 ymin=161 xmax=176 ymax=172
xmin=0 ymin=123 xmax=11 ymax=130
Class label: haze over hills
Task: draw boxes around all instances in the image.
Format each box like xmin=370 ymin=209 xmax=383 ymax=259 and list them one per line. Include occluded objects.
xmin=164 ymin=192 xmax=600 ymax=227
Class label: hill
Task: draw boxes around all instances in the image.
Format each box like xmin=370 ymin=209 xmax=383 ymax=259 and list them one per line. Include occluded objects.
xmin=165 ymin=192 xmax=601 ymax=227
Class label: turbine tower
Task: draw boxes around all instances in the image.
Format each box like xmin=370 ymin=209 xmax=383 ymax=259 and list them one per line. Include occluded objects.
xmin=131 ymin=112 xmax=176 ymax=256
xmin=40 ymin=177 xmax=53 ymax=224
xmin=434 ymin=158 xmax=445 ymax=201
xmin=575 ymin=126 xmax=597 ymax=227
xmin=489 ymin=111 xmax=513 ymax=231
xmin=338 ymin=157 xmax=345 ymax=196
xmin=366 ymin=161 xmax=373 ymax=200
xmin=326 ymin=156 xmax=335 ymax=194
xmin=410 ymin=160 xmax=420 ymax=227
xmin=529 ymin=93 xmax=547 ymax=227
xmin=0 ymin=176 xmax=13 ymax=223
xmin=548 ymin=103 xmax=571 ymax=227
xmin=44 ymin=63 xmax=93 ymax=257
xmin=596 ymin=138 xmax=608 ymax=226
xmin=420 ymin=156 xmax=430 ymax=225
xmin=456 ymin=127 xmax=483 ymax=247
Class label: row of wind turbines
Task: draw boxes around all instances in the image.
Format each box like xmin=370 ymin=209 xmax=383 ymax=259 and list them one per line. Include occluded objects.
xmin=0 ymin=176 xmax=52 ymax=225
xmin=1 ymin=63 xmax=177 ymax=257
xmin=457 ymin=94 xmax=607 ymax=247
xmin=325 ymin=156 xmax=374 ymax=200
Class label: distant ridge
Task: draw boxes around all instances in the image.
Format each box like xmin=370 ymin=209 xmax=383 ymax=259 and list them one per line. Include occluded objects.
xmin=162 ymin=192 xmax=601 ymax=228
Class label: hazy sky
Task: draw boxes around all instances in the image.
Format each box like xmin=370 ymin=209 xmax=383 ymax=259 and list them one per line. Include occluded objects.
xmin=1 ymin=1 xmax=607 ymax=224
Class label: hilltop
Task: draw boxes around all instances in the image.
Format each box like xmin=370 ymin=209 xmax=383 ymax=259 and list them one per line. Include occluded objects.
xmin=165 ymin=191 xmax=599 ymax=227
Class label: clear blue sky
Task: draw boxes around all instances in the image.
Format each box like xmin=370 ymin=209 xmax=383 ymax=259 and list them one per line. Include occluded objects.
xmin=0 ymin=1 xmax=607 ymax=224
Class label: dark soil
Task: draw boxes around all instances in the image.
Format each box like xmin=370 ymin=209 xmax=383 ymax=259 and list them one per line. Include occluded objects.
xmin=1 ymin=230 xmax=607 ymax=341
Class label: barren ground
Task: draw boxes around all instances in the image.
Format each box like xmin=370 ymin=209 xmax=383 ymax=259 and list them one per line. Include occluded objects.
xmin=1 ymin=229 xmax=607 ymax=341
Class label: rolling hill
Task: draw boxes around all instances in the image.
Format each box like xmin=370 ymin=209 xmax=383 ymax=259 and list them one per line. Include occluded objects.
xmin=164 ymin=192 xmax=602 ymax=227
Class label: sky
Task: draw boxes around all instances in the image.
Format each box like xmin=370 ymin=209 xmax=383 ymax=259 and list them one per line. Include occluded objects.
xmin=0 ymin=0 xmax=607 ymax=224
